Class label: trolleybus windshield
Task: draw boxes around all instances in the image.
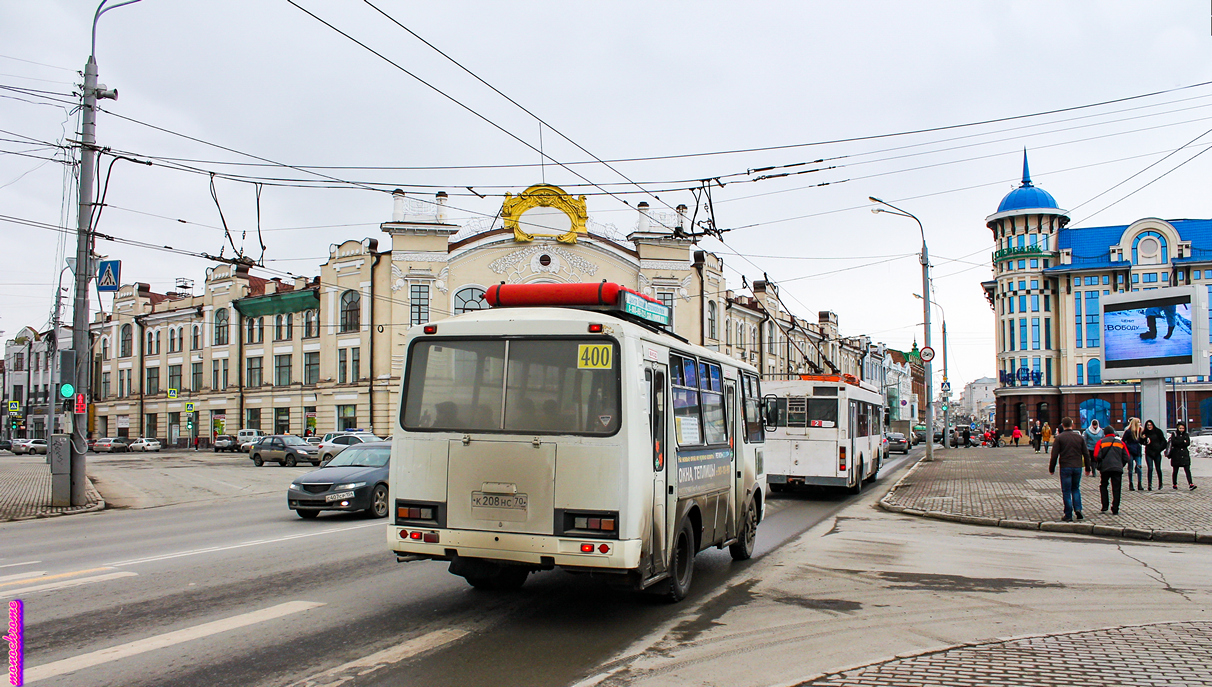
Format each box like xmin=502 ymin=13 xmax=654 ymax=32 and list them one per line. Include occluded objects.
xmin=402 ymin=338 xmax=620 ymax=435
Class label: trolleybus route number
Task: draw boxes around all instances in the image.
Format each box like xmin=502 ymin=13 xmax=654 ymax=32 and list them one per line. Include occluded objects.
xmin=577 ymin=344 xmax=613 ymax=369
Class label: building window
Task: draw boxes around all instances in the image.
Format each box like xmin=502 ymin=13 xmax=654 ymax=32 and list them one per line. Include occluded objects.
xmin=146 ymin=367 xmax=160 ymax=395
xmin=1046 ymin=358 xmax=1052 ymax=386
xmin=274 ymin=407 xmax=290 ymax=435
xmin=1030 ymin=280 xmax=1039 ymax=289
xmin=767 ymin=322 xmax=777 ymax=354
xmin=304 ymin=351 xmax=319 ymax=385
xmin=1103 ymin=275 xmax=1110 ymax=285
xmin=1077 ymin=362 xmax=1084 ymax=385
xmin=1142 ymin=273 xmax=1158 ymax=283
xmin=1196 ymin=270 xmax=1203 ymax=280
xmin=303 ymin=309 xmax=320 ymax=338
xmin=145 ymin=413 xmax=157 ymax=439
xmin=1031 ymin=294 xmax=1039 ymax=312
xmin=212 ymin=360 xmax=221 ymax=390
xmin=707 ymin=301 xmax=718 ymax=340
xmin=725 ymin=318 xmax=732 ymax=345
xmin=341 ymin=290 xmax=362 ymax=331
xmin=246 ymin=408 xmax=261 ymax=431
xmin=1088 ymin=359 xmax=1102 ymax=385
xmin=1044 ymin=318 xmax=1052 ymax=350
xmin=1019 ymin=318 xmax=1027 ymax=351
xmin=274 ymin=354 xmax=292 ymax=386
xmin=304 ymin=406 xmax=317 ymax=436
xmin=409 ymin=285 xmax=429 ymax=326
xmin=247 ymin=356 xmax=263 ymax=387
xmin=214 ymin=310 xmax=229 ymax=346
xmin=168 ymin=328 xmax=178 ymax=353
xmin=101 ymin=372 xmax=111 ymax=398
xmin=737 ymin=322 xmax=745 ymax=347
xmin=191 ymin=362 xmax=203 ymax=391
xmin=1074 ymin=292 xmax=1083 ymax=349
xmin=351 ymin=347 xmax=360 ymax=381
xmin=1032 ymin=318 xmax=1040 ymax=350
xmin=337 ymin=404 xmax=357 ymax=431
xmin=454 ymin=286 xmax=487 ymax=314
xmin=1019 ymin=295 xmax=1026 ymax=312
xmin=338 ymin=348 xmax=347 ymax=384
xmin=168 ymin=364 xmax=182 ymax=392
xmin=1085 ymin=276 xmax=1098 ymax=286
xmin=1085 ymin=290 xmax=1100 ymax=348
xmin=1132 ymin=231 xmax=1168 ymax=265
xmin=192 ymin=325 xmax=201 ymax=350
xmin=1030 ymin=259 xmax=1039 ymax=269
xmin=275 ymin=313 xmax=293 ymax=341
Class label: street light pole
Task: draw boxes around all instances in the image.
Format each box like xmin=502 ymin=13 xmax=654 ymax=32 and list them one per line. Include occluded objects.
xmin=66 ymin=0 xmax=141 ymax=506
xmin=914 ymin=292 xmax=949 ymax=449
xmin=870 ymin=197 xmax=933 ymax=462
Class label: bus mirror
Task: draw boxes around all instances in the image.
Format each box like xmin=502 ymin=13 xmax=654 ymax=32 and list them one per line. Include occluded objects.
xmin=762 ymin=394 xmax=778 ymax=431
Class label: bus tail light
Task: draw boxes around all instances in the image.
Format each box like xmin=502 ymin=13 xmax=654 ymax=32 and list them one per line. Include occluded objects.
xmin=580 ymin=543 xmax=594 ymax=553
xmin=423 ymin=532 xmax=439 ymax=543
xmin=839 ymin=446 xmax=847 ymax=471
xmin=396 ymin=500 xmax=444 ymax=527
xmin=409 ymin=531 xmax=423 ymax=540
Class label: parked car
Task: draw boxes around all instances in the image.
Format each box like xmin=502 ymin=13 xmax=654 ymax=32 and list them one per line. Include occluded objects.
xmin=10 ymin=439 xmax=35 ymax=454
xmin=249 ymin=435 xmax=320 ymax=467
xmin=128 ymin=437 xmax=162 ymax=452
xmin=86 ymin=437 xmax=96 ymax=452
xmin=318 ymin=432 xmax=382 ymax=463
xmin=305 ymin=436 xmax=323 ymax=446
xmin=213 ymin=435 xmax=239 ymax=452
xmin=236 ymin=428 xmax=266 ymax=451
xmin=22 ymin=439 xmax=48 ymax=455
xmin=94 ymin=437 xmax=129 ymax=453
xmin=287 ymin=442 xmax=390 ymax=518
xmin=0 ymin=439 xmax=11 ymax=451
xmin=886 ymin=432 xmax=910 ymax=454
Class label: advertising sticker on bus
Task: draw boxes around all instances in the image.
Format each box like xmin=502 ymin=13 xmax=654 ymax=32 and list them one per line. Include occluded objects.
xmin=676 ymin=447 xmax=733 ymax=494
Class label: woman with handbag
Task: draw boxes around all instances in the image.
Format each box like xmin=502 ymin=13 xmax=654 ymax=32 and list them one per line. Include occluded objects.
xmin=1168 ymin=422 xmax=1197 ymax=490
xmin=1142 ymin=420 xmax=1167 ymax=491
xmin=1122 ymin=418 xmax=1144 ymax=491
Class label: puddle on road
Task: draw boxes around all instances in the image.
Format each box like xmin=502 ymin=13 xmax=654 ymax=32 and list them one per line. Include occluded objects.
xmin=769 ymin=595 xmax=862 ymax=612
xmin=848 ymin=570 xmax=1065 ymax=593
xmin=668 ymin=578 xmax=758 ymax=643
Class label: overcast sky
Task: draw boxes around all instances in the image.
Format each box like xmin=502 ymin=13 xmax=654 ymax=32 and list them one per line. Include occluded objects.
xmin=3 ymin=1 xmax=1211 ymax=393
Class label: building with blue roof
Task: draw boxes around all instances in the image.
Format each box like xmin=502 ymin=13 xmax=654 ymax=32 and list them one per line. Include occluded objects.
xmin=983 ymin=152 xmax=1212 ymax=434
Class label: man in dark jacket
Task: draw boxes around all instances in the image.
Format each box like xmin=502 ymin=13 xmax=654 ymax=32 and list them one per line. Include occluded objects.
xmin=1093 ymin=426 xmax=1129 ymax=514
xmin=1049 ymin=416 xmax=1091 ymax=521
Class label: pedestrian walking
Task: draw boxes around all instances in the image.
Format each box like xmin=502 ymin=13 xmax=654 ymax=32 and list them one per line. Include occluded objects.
xmin=961 ymin=426 xmax=971 ymax=448
xmin=1083 ymin=419 xmax=1102 ymax=478
xmin=1041 ymin=422 xmax=1053 ymax=453
xmin=1030 ymin=421 xmax=1043 ymax=452
xmin=1049 ymin=416 xmax=1091 ymax=522
xmin=193 ymin=435 xmax=200 ymax=451
xmin=1093 ymin=426 xmax=1128 ymax=515
xmin=1168 ymin=422 xmax=1197 ymax=491
xmin=1142 ymin=420 xmax=1167 ymax=491
xmin=1011 ymin=426 xmax=1022 ymax=446
xmin=1122 ymin=417 xmax=1144 ymax=491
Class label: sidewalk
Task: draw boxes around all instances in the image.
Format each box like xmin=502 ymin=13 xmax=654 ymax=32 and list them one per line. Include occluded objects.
xmin=0 ymin=453 xmax=104 ymax=522
xmin=881 ymin=444 xmax=1212 ymax=542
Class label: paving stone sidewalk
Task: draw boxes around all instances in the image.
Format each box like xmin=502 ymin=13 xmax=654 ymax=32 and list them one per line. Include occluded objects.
xmin=881 ymin=445 xmax=1212 ymax=542
xmin=0 ymin=453 xmax=104 ymax=522
xmin=799 ymin=621 xmax=1212 ymax=686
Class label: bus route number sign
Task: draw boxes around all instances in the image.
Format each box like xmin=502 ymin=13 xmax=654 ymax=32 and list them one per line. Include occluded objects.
xmin=577 ymin=344 xmax=613 ymax=369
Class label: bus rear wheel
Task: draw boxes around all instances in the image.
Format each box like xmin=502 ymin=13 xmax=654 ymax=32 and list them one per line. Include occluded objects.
xmin=729 ymin=501 xmax=757 ymax=561
xmin=848 ymin=461 xmax=864 ymax=495
xmin=665 ymin=518 xmax=696 ymax=602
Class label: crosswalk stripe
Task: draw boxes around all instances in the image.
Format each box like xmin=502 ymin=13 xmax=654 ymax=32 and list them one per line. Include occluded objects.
xmin=24 ymin=600 xmax=325 ymax=683
xmin=0 ymin=571 xmax=138 ymax=599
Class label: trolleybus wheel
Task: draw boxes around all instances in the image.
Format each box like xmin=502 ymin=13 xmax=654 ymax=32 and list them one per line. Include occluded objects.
xmin=865 ymin=457 xmax=880 ymax=485
xmin=666 ymin=518 xmax=696 ymax=602
xmin=729 ymin=501 xmax=757 ymax=561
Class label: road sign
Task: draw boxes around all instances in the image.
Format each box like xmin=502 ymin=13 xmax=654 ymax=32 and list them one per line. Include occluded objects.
xmin=7 ymin=401 xmax=19 ymax=412
xmin=185 ymin=402 xmax=195 ymax=412
xmin=167 ymin=388 xmax=178 ymax=399
xmin=97 ymin=260 xmax=121 ymax=292
xmin=920 ymin=346 xmax=936 ymax=363
xmin=940 ymin=381 xmax=951 ymax=393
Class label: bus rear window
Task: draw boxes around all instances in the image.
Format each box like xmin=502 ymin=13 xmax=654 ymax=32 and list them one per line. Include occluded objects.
xmin=402 ymin=338 xmax=620 ymax=436
xmin=767 ymin=397 xmax=837 ymax=428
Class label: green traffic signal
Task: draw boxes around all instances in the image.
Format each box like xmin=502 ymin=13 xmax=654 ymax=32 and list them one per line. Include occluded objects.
xmin=59 ymin=382 xmax=75 ymax=398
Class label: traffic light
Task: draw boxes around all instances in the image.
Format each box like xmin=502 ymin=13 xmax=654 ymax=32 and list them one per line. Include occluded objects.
xmin=59 ymin=381 xmax=75 ymax=399
xmin=187 ymin=416 xmax=194 ymax=431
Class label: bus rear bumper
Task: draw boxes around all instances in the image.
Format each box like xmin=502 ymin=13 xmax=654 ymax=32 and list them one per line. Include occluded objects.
xmin=388 ymin=527 xmax=643 ymax=570
xmin=770 ymin=474 xmax=849 ymax=487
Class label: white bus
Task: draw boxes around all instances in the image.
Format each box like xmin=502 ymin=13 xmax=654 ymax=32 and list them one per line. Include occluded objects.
xmin=388 ymin=282 xmax=766 ymax=601
xmin=762 ymin=375 xmax=885 ymax=494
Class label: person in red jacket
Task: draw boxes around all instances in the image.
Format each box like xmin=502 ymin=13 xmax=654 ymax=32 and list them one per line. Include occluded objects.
xmin=1093 ymin=426 xmax=1129 ymax=514
xmin=1011 ymin=426 xmax=1023 ymax=446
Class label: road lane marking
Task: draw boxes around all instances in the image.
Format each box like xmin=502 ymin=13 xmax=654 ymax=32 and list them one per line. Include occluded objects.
xmin=0 ymin=571 xmax=138 ymax=599
xmin=287 ymin=628 xmax=469 ymax=687
xmin=107 ymin=521 xmax=385 ymax=567
xmin=24 ymin=600 xmax=325 ymax=683
xmin=0 ymin=566 xmax=115 ymax=588
xmin=0 ymin=560 xmax=41 ymax=569
xmin=0 ymin=571 xmax=46 ymax=583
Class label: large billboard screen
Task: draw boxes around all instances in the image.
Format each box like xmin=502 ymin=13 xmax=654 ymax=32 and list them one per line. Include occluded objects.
xmin=1101 ymin=286 xmax=1207 ymax=380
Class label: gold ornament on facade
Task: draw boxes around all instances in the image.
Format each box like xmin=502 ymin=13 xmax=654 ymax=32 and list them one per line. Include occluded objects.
xmin=502 ymin=184 xmax=588 ymax=244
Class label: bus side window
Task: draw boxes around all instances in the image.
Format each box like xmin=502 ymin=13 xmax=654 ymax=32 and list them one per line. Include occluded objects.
xmin=652 ymin=369 xmax=666 ymax=471
xmin=742 ymin=374 xmax=765 ymax=443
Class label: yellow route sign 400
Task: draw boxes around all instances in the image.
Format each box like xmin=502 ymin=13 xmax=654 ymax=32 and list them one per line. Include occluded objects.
xmin=577 ymin=344 xmax=613 ymax=369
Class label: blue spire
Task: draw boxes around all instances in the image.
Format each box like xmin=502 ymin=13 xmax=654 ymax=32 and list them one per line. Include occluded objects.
xmin=1021 ymin=149 xmax=1033 ymax=187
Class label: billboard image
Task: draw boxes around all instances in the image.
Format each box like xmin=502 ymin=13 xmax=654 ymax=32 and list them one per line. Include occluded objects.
xmin=1101 ymin=286 xmax=1208 ymax=380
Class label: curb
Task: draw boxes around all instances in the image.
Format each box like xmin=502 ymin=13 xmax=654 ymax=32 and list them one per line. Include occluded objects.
xmin=877 ymin=463 xmax=1211 ymax=545
xmin=0 ymin=478 xmax=107 ymax=523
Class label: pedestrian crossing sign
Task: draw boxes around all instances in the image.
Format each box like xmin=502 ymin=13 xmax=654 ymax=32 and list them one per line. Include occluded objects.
xmin=7 ymin=401 xmax=18 ymax=412
xmin=97 ymin=260 xmax=121 ymax=292
xmin=168 ymin=388 xmax=178 ymax=399
xmin=185 ymin=402 xmax=194 ymax=412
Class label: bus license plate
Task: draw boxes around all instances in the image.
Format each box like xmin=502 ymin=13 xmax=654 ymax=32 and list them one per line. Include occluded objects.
xmin=325 ymin=491 xmax=355 ymax=502
xmin=472 ymin=492 xmax=528 ymax=510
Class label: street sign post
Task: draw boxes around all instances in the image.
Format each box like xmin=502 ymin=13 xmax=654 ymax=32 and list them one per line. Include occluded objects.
xmin=940 ymin=381 xmax=951 ymax=393
xmin=920 ymin=346 xmax=936 ymax=363
xmin=97 ymin=260 xmax=121 ymax=292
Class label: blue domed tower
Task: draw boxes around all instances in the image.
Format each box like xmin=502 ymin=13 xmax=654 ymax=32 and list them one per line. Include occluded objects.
xmin=984 ymin=152 xmax=1069 ymax=432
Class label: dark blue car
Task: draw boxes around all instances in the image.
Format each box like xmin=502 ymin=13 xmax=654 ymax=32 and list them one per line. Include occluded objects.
xmin=287 ymin=441 xmax=390 ymax=519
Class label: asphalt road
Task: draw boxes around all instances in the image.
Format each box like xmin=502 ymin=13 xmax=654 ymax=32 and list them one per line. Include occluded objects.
xmin=1 ymin=447 xmax=918 ymax=687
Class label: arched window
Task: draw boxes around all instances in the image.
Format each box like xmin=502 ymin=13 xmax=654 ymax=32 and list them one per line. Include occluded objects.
xmin=767 ymin=322 xmax=776 ymax=354
xmin=214 ymin=309 xmax=229 ymax=345
xmin=725 ymin=318 xmax=732 ymax=345
xmin=283 ymin=313 xmax=292 ymax=339
xmin=454 ymin=286 xmax=488 ymax=314
xmin=155 ymin=329 xmax=161 ymax=354
xmin=1087 ymin=358 xmax=1101 ymax=385
xmin=1132 ymin=231 xmax=1168 ymax=265
xmin=274 ymin=315 xmax=284 ymax=340
xmin=172 ymin=328 xmax=180 ymax=352
xmin=256 ymin=317 xmax=264 ymax=343
xmin=101 ymin=338 xmax=110 ymax=360
xmin=192 ymin=325 xmax=201 ymax=350
xmin=738 ymin=322 xmax=745 ymax=347
xmin=751 ymin=327 xmax=758 ymax=350
xmin=707 ymin=301 xmax=717 ymax=340
xmin=246 ymin=317 xmax=255 ymax=343
xmin=304 ymin=310 xmax=319 ymax=338
xmin=340 ymin=290 xmax=361 ymax=332
xmin=147 ymin=330 xmax=155 ymax=354
xmin=274 ymin=314 xmax=291 ymax=340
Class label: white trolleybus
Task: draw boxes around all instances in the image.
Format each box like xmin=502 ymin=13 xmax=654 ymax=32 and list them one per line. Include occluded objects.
xmin=388 ymin=282 xmax=766 ymax=601
xmin=762 ymin=375 xmax=885 ymax=494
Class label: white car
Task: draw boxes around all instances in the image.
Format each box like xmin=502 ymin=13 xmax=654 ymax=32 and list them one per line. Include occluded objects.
xmin=128 ymin=437 xmax=162 ymax=452
xmin=10 ymin=439 xmax=35 ymax=455
xmin=317 ymin=432 xmax=382 ymax=463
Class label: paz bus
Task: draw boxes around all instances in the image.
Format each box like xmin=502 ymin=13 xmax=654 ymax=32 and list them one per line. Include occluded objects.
xmin=388 ymin=282 xmax=766 ymax=601
xmin=762 ymin=375 xmax=885 ymax=493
